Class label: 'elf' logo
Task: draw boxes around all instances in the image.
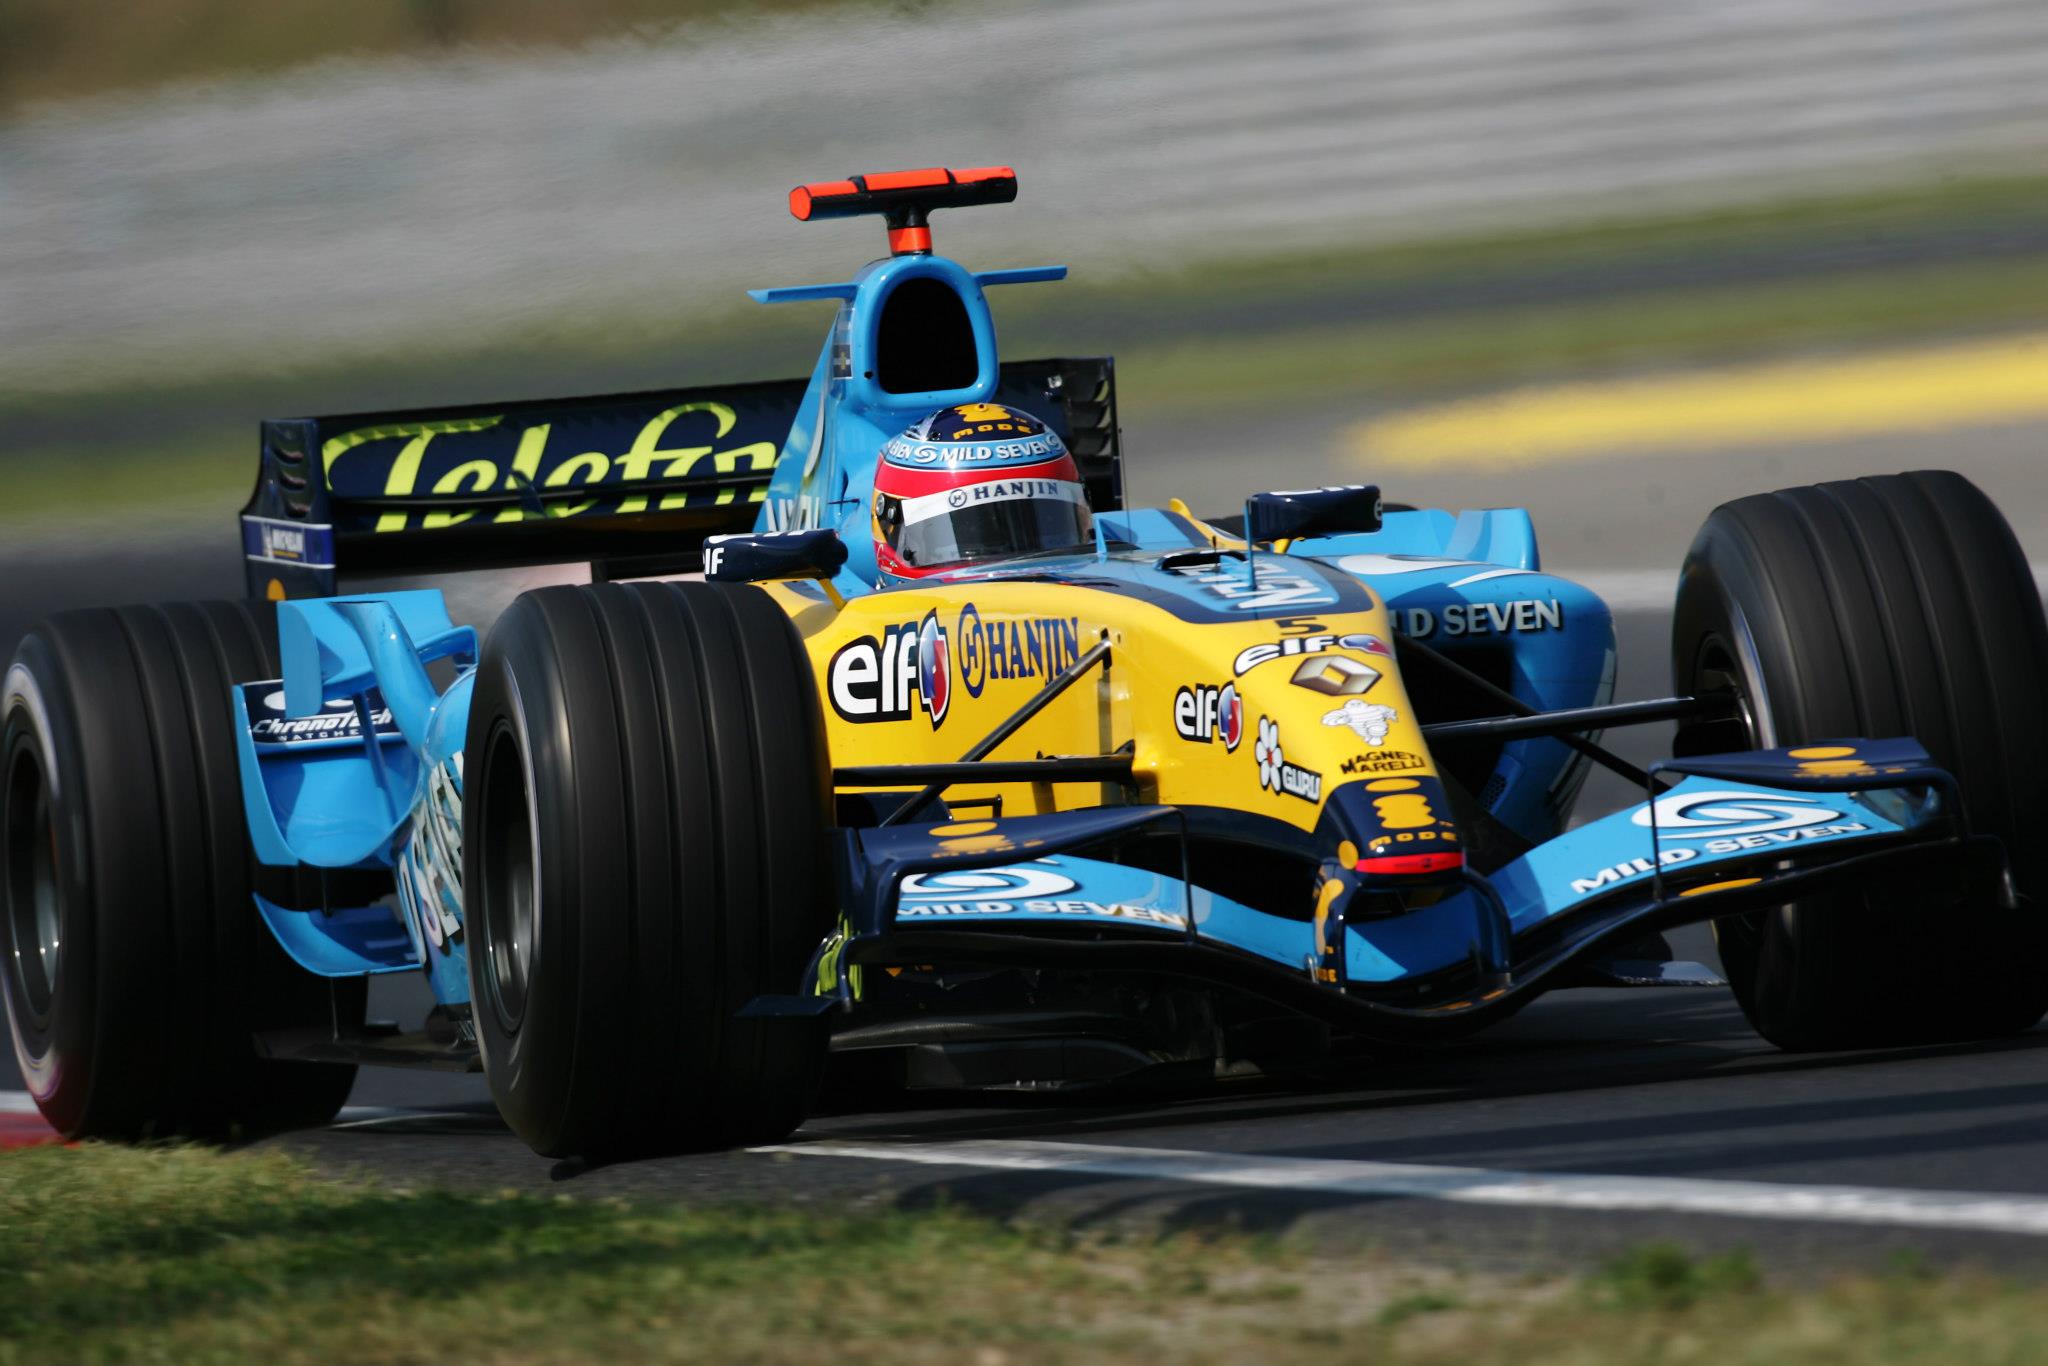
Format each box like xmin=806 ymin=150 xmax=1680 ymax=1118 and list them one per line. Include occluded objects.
xmin=829 ymin=611 xmax=951 ymax=728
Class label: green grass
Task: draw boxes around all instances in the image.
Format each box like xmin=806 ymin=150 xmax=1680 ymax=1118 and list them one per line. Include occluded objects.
xmin=1110 ymin=252 xmax=2048 ymax=415
xmin=9 ymin=1143 xmax=2048 ymax=1365
xmin=4 ymin=173 xmax=2045 ymax=531
xmin=0 ymin=437 xmax=234 ymax=537
xmin=1584 ymin=1242 xmax=1765 ymax=1312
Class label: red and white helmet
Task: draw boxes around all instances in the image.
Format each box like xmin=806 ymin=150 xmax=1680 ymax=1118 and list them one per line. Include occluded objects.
xmin=871 ymin=403 xmax=1094 ymax=581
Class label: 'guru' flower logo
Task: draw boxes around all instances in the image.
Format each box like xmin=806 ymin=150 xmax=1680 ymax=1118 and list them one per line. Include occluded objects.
xmin=1254 ymin=716 xmax=1285 ymax=791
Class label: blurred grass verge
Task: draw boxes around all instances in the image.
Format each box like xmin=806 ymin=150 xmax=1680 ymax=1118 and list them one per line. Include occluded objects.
xmin=0 ymin=0 xmax=889 ymax=113
xmin=2 ymin=173 xmax=2043 ymax=533
xmin=5 ymin=1143 xmax=2048 ymax=1365
xmin=1113 ymin=255 xmax=2048 ymax=416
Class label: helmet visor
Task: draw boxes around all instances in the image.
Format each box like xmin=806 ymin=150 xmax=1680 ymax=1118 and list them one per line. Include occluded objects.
xmin=894 ymin=485 xmax=1095 ymax=570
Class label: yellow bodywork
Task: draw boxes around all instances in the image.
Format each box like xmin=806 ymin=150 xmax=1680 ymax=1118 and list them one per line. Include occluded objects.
xmin=761 ymin=574 xmax=1445 ymax=835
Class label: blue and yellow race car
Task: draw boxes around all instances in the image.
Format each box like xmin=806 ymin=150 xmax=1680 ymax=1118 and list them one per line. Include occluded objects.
xmin=6 ymin=167 xmax=2045 ymax=1156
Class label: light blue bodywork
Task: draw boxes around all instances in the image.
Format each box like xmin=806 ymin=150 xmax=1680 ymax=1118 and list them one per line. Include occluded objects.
xmin=229 ymin=229 xmax=1954 ymax=1018
xmin=750 ymin=253 xmax=1068 ymax=590
xmin=236 ymin=590 xmax=476 ymax=1005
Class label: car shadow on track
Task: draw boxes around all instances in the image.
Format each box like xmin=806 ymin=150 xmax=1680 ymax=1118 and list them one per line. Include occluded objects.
xmin=268 ymin=987 xmax=2048 ymax=1222
xmin=802 ymin=992 xmax=2048 ymax=1152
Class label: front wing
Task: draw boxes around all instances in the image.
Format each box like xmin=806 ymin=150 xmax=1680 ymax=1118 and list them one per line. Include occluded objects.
xmin=754 ymin=739 xmax=2012 ymax=1039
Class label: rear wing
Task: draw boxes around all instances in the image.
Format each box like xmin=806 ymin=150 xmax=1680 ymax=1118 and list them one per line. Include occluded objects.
xmin=241 ymin=357 xmax=1121 ymax=600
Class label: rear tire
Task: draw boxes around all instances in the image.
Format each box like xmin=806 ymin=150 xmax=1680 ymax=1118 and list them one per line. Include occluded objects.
xmin=2 ymin=602 xmax=363 ymax=1140
xmin=464 ymin=582 xmax=835 ymax=1158
xmin=1672 ymin=470 xmax=2048 ymax=1048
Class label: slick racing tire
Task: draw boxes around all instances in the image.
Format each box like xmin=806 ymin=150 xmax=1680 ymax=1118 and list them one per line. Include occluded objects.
xmin=1673 ymin=470 xmax=2048 ymax=1049
xmin=2 ymin=602 xmax=364 ymax=1140
xmin=466 ymin=581 xmax=835 ymax=1158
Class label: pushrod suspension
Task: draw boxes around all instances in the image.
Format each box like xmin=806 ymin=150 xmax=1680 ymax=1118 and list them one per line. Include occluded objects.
xmin=1398 ymin=633 xmax=1684 ymax=790
xmin=881 ymin=634 xmax=1115 ymax=826
xmin=1420 ymin=695 xmax=1718 ymax=745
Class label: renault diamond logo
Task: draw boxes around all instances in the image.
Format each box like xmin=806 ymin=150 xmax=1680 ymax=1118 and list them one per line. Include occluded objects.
xmin=1290 ymin=655 xmax=1380 ymax=696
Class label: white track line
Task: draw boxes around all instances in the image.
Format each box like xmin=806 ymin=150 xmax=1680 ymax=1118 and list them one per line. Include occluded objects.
xmin=326 ymin=1106 xmax=484 ymax=1130
xmin=753 ymin=1137 xmax=2048 ymax=1239
xmin=13 ymin=1083 xmax=2048 ymax=1237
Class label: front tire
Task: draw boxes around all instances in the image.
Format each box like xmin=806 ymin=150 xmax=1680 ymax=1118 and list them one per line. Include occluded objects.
xmin=464 ymin=582 xmax=835 ymax=1158
xmin=1673 ymin=470 xmax=2048 ymax=1049
xmin=2 ymin=602 xmax=362 ymax=1139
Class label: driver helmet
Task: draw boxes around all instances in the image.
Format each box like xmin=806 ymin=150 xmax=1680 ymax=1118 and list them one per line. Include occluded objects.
xmin=871 ymin=403 xmax=1094 ymax=581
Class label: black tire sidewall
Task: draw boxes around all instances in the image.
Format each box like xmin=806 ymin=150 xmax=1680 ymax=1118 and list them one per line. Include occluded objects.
xmin=465 ymin=602 xmax=592 ymax=1154
xmin=2 ymin=639 xmax=101 ymax=1131
xmin=1673 ymin=472 xmax=2048 ymax=1047
xmin=2 ymin=603 xmax=362 ymax=1138
xmin=464 ymin=582 xmax=833 ymax=1158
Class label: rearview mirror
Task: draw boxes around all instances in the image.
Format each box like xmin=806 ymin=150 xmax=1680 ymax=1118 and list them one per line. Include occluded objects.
xmin=1243 ymin=484 xmax=1383 ymax=544
xmin=703 ymin=529 xmax=848 ymax=584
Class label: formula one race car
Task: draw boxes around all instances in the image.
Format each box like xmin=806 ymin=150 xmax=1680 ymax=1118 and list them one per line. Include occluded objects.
xmin=7 ymin=168 xmax=2047 ymax=1156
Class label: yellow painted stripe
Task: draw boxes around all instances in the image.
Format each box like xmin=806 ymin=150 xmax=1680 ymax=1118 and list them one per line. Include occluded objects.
xmin=1350 ymin=331 xmax=2048 ymax=470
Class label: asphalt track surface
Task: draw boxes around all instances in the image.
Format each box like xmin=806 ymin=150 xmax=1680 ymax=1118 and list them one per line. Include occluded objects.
xmin=6 ymin=420 xmax=2048 ymax=1272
